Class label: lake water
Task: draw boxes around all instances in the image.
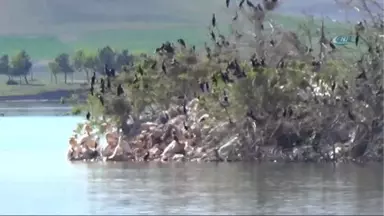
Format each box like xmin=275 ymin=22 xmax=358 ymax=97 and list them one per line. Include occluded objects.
xmin=0 ymin=109 xmax=383 ymax=215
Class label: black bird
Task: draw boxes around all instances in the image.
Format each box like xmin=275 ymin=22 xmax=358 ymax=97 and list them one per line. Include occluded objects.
xmin=239 ymin=0 xmax=245 ymax=8
xmin=329 ymin=42 xmax=336 ymax=50
xmin=89 ymin=85 xmax=94 ymax=96
xmin=348 ymin=109 xmax=356 ymax=121
xmin=177 ymin=39 xmax=186 ymax=48
xmin=232 ymin=12 xmax=238 ymax=21
xmin=199 ymin=81 xmax=206 ymax=92
xmin=246 ymin=109 xmax=257 ymax=121
xmin=184 ymin=121 xmax=189 ymax=131
xmin=192 ymin=45 xmax=196 ymax=51
xmin=282 ymin=108 xmax=287 ymax=118
xmin=107 ymin=77 xmax=111 ymax=90
xmin=210 ymin=31 xmax=216 ymax=41
xmin=86 ymin=112 xmax=91 ymax=121
xmin=223 ymin=90 xmax=229 ymax=103
xmin=257 ymin=3 xmax=263 ymax=11
xmin=226 ymin=0 xmax=230 ymax=8
xmin=161 ymin=60 xmax=167 ymax=74
xmin=143 ymin=151 xmax=150 ymax=161
xmin=100 ymin=78 xmax=105 ymax=94
xmin=260 ymin=58 xmax=266 ymax=67
xmin=270 ymin=40 xmax=275 ymax=47
xmin=151 ymin=61 xmax=157 ymax=70
xmin=356 ymin=70 xmax=367 ymax=80
xmin=331 ymin=80 xmax=336 ymax=92
xmin=137 ymin=65 xmax=144 ymax=76
xmin=132 ymin=74 xmax=139 ymax=84
xmin=246 ymin=0 xmax=255 ymax=8
xmin=287 ymin=106 xmax=293 ymax=118
xmin=109 ymin=68 xmax=116 ymax=77
xmin=355 ymin=34 xmax=359 ymax=46
xmin=117 ymin=84 xmax=124 ymax=96
xmin=98 ymin=94 xmax=104 ymax=106
xmin=212 ymin=13 xmax=216 ymax=28
xmin=91 ymin=72 xmax=96 ymax=86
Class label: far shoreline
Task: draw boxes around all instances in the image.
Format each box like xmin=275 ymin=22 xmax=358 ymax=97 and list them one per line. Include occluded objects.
xmin=0 ymin=89 xmax=86 ymax=103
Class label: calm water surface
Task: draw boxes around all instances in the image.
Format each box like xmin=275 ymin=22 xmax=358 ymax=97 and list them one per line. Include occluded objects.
xmin=0 ymin=112 xmax=382 ymax=215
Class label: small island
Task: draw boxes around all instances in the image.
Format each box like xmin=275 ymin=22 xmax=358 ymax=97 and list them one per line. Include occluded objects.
xmin=5 ymin=1 xmax=379 ymax=163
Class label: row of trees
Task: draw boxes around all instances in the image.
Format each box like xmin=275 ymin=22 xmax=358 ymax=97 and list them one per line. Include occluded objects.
xmin=0 ymin=51 xmax=33 ymax=84
xmin=49 ymin=46 xmax=134 ymax=84
xmin=0 ymin=46 xmax=134 ymax=85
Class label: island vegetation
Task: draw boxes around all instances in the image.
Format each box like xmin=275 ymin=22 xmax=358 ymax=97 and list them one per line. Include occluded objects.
xmin=64 ymin=0 xmax=383 ymax=163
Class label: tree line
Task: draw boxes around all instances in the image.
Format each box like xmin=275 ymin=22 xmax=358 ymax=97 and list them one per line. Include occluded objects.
xmin=0 ymin=46 xmax=134 ymax=85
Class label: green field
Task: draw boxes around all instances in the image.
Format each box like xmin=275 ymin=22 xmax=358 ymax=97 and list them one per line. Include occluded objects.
xmin=0 ymin=12 xmax=356 ymax=98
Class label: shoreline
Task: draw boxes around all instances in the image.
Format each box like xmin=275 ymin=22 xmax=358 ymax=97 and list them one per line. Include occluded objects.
xmin=0 ymin=89 xmax=86 ymax=103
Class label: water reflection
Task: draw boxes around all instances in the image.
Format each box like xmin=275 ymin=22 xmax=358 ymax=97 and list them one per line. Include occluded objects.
xmin=85 ymin=163 xmax=383 ymax=215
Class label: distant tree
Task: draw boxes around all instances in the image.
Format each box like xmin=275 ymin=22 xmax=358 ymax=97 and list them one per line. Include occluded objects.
xmin=84 ymin=52 xmax=99 ymax=76
xmin=98 ymin=46 xmax=116 ymax=73
xmin=48 ymin=61 xmax=60 ymax=84
xmin=0 ymin=55 xmax=10 ymax=81
xmin=72 ymin=49 xmax=88 ymax=82
xmin=10 ymin=50 xmax=32 ymax=84
xmin=55 ymin=53 xmax=74 ymax=84
xmin=116 ymin=49 xmax=134 ymax=70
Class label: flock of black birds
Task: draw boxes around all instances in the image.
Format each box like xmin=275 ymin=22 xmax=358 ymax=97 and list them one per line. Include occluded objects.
xmin=86 ymin=64 xmax=124 ymax=121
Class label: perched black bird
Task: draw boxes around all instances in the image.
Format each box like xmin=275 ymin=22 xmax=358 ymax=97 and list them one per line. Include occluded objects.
xmin=210 ymin=31 xmax=216 ymax=41
xmin=269 ymin=40 xmax=275 ymax=47
xmin=161 ymin=60 xmax=167 ymax=74
xmin=223 ymin=90 xmax=229 ymax=103
xmin=151 ymin=61 xmax=157 ymax=70
xmin=260 ymin=58 xmax=266 ymax=67
xmin=331 ymin=81 xmax=336 ymax=92
xmin=177 ymin=39 xmax=186 ymax=48
xmin=91 ymin=72 xmax=96 ymax=86
xmin=109 ymin=68 xmax=116 ymax=77
xmin=107 ymin=77 xmax=111 ymax=90
xmin=143 ymin=151 xmax=150 ymax=161
xmin=355 ymin=34 xmax=360 ymax=46
xmin=183 ymin=121 xmax=189 ymax=131
xmin=239 ymin=0 xmax=245 ymax=8
xmin=199 ymin=81 xmax=206 ymax=92
xmin=117 ymin=84 xmax=124 ymax=96
xmin=132 ymin=74 xmax=139 ymax=84
xmin=226 ymin=0 xmax=230 ymax=8
xmin=232 ymin=12 xmax=238 ymax=21
xmin=137 ymin=65 xmax=144 ymax=76
xmin=246 ymin=109 xmax=257 ymax=121
xmin=100 ymin=78 xmax=105 ymax=94
xmin=212 ymin=13 xmax=216 ymax=28
xmin=348 ymin=109 xmax=356 ymax=121
xmin=86 ymin=112 xmax=91 ymax=121
xmin=246 ymin=0 xmax=255 ymax=8
xmin=98 ymin=94 xmax=104 ymax=106
xmin=90 ymin=85 xmax=94 ymax=96
xmin=329 ymin=42 xmax=336 ymax=50
xmin=287 ymin=106 xmax=293 ymax=118
xmin=356 ymin=70 xmax=367 ymax=80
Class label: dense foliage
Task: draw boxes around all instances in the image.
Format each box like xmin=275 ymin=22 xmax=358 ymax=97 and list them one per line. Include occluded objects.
xmin=70 ymin=0 xmax=383 ymax=162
